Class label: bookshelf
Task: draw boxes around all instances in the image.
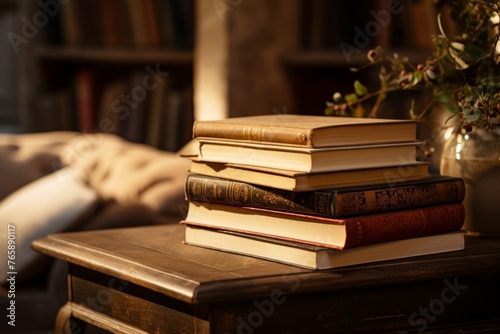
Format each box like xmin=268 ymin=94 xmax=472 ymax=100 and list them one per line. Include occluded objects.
xmin=283 ymin=0 xmax=445 ymax=119
xmin=18 ymin=0 xmax=195 ymax=152
xmin=35 ymin=47 xmax=193 ymax=65
xmin=0 ymin=0 xmax=19 ymax=132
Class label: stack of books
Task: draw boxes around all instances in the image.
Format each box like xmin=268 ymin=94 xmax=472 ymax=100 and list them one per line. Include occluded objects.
xmin=181 ymin=114 xmax=466 ymax=269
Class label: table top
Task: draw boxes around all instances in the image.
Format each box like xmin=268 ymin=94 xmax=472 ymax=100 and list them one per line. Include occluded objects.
xmin=32 ymin=224 xmax=500 ymax=305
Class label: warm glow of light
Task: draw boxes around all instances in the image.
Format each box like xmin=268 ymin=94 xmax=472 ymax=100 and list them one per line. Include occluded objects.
xmin=193 ymin=0 xmax=229 ymax=121
xmin=194 ymin=79 xmax=228 ymax=121
xmin=492 ymin=12 xmax=500 ymax=24
xmin=444 ymin=127 xmax=454 ymax=140
xmin=455 ymin=143 xmax=462 ymax=160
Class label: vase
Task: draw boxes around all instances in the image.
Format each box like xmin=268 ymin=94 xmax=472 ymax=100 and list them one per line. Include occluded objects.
xmin=440 ymin=125 xmax=500 ymax=237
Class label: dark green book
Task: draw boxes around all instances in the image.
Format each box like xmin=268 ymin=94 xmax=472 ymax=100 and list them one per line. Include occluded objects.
xmin=184 ymin=173 xmax=465 ymax=218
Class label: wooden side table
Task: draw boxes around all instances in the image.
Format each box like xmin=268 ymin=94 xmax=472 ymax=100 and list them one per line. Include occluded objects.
xmin=32 ymin=224 xmax=500 ymax=333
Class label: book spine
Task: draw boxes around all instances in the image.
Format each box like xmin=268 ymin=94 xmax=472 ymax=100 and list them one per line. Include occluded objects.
xmin=192 ymin=122 xmax=313 ymax=147
xmin=75 ymin=69 xmax=95 ymax=132
xmin=185 ymin=174 xmax=333 ymax=215
xmin=343 ymin=203 xmax=465 ymax=249
xmin=185 ymin=174 xmax=465 ymax=218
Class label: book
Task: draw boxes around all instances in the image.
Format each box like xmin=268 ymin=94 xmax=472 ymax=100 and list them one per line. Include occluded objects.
xmin=78 ymin=0 xmax=103 ymax=47
xmin=189 ymin=160 xmax=430 ymax=191
xmin=192 ymin=114 xmax=417 ymax=148
xmin=162 ymin=89 xmax=182 ymax=151
xmin=98 ymin=80 xmax=126 ymax=136
xmin=197 ymin=140 xmax=419 ymax=172
xmin=143 ymin=0 xmax=161 ymax=48
xmin=124 ymin=71 xmax=149 ymax=143
xmin=185 ymin=174 xmax=465 ymax=218
xmin=307 ymin=0 xmax=328 ymax=49
xmin=100 ymin=0 xmax=132 ymax=48
xmin=145 ymin=78 xmax=169 ymax=147
xmin=36 ymin=92 xmax=62 ymax=131
xmin=75 ymin=69 xmax=101 ymax=132
xmin=182 ymin=202 xmax=465 ymax=249
xmin=169 ymin=0 xmax=194 ymax=49
xmin=184 ymin=226 xmax=466 ymax=270
xmin=405 ymin=0 xmax=439 ymax=49
xmin=127 ymin=0 xmax=150 ymax=48
xmin=155 ymin=0 xmax=176 ymax=48
xmin=59 ymin=0 xmax=82 ymax=46
xmin=56 ymin=88 xmax=76 ymax=131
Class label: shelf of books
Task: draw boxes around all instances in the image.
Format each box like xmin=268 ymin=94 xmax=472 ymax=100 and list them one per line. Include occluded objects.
xmin=36 ymin=47 xmax=193 ymax=65
xmin=284 ymin=0 xmax=456 ymax=117
xmin=181 ymin=114 xmax=466 ymax=270
xmin=19 ymin=0 xmax=195 ymax=152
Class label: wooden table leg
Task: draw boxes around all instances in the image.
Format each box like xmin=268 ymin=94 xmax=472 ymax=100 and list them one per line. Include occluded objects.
xmin=55 ymin=302 xmax=87 ymax=334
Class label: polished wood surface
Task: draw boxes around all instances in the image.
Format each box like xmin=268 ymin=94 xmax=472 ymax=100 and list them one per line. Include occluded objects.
xmin=32 ymin=224 xmax=500 ymax=333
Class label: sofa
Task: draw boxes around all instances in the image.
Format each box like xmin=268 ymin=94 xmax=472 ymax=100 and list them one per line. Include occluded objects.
xmin=0 ymin=131 xmax=193 ymax=333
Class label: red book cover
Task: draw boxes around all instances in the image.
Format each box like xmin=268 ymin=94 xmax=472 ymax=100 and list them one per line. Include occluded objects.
xmin=183 ymin=202 xmax=465 ymax=249
xmin=75 ymin=69 xmax=96 ymax=132
xmin=100 ymin=0 xmax=133 ymax=48
xmin=341 ymin=203 xmax=465 ymax=248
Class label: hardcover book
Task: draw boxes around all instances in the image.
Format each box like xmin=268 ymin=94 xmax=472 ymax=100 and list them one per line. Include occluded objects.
xmin=75 ymin=69 xmax=100 ymax=132
xmin=182 ymin=202 xmax=465 ymax=249
xmin=189 ymin=160 xmax=430 ymax=191
xmin=185 ymin=174 xmax=465 ymax=217
xmin=184 ymin=226 xmax=466 ymax=270
xmin=192 ymin=114 xmax=417 ymax=148
xmin=196 ymin=140 xmax=420 ymax=172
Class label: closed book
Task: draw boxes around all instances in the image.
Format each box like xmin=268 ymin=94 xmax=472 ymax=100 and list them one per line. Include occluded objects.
xmin=185 ymin=174 xmax=465 ymax=218
xmin=98 ymin=80 xmax=126 ymax=136
xmin=127 ymin=0 xmax=150 ymax=48
xmin=59 ymin=0 xmax=82 ymax=46
xmin=182 ymin=202 xmax=465 ymax=249
xmin=75 ymin=69 xmax=100 ymax=132
xmin=169 ymin=0 xmax=194 ymax=49
xmin=100 ymin=0 xmax=132 ymax=48
xmin=189 ymin=160 xmax=430 ymax=191
xmin=78 ymin=0 xmax=103 ymax=47
xmin=184 ymin=226 xmax=465 ymax=270
xmin=124 ymin=71 xmax=149 ymax=143
xmin=142 ymin=0 xmax=161 ymax=48
xmin=192 ymin=114 xmax=417 ymax=148
xmin=162 ymin=90 xmax=182 ymax=151
xmin=145 ymin=78 xmax=168 ymax=147
xmin=155 ymin=0 xmax=176 ymax=48
xmin=197 ymin=140 xmax=419 ymax=172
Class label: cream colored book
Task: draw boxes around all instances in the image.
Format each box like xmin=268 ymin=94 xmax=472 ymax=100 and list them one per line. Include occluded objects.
xmin=192 ymin=114 xmax=417 ymax=148
xmin=184 ymin=226 xmax=465 ymax=270
xmin=197 ymin=140 xmax=420 ymax=172
xmin=189 ymin=160 xmax=430 ymax=191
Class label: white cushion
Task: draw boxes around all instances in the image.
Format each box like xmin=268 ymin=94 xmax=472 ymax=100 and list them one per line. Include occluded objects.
xmin=0 ymin=167 xmax=99 ymax=281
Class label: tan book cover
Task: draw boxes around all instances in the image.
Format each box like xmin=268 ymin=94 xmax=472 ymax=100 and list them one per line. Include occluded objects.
xmin=193 ymin=114 xmax=417 ymax=148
